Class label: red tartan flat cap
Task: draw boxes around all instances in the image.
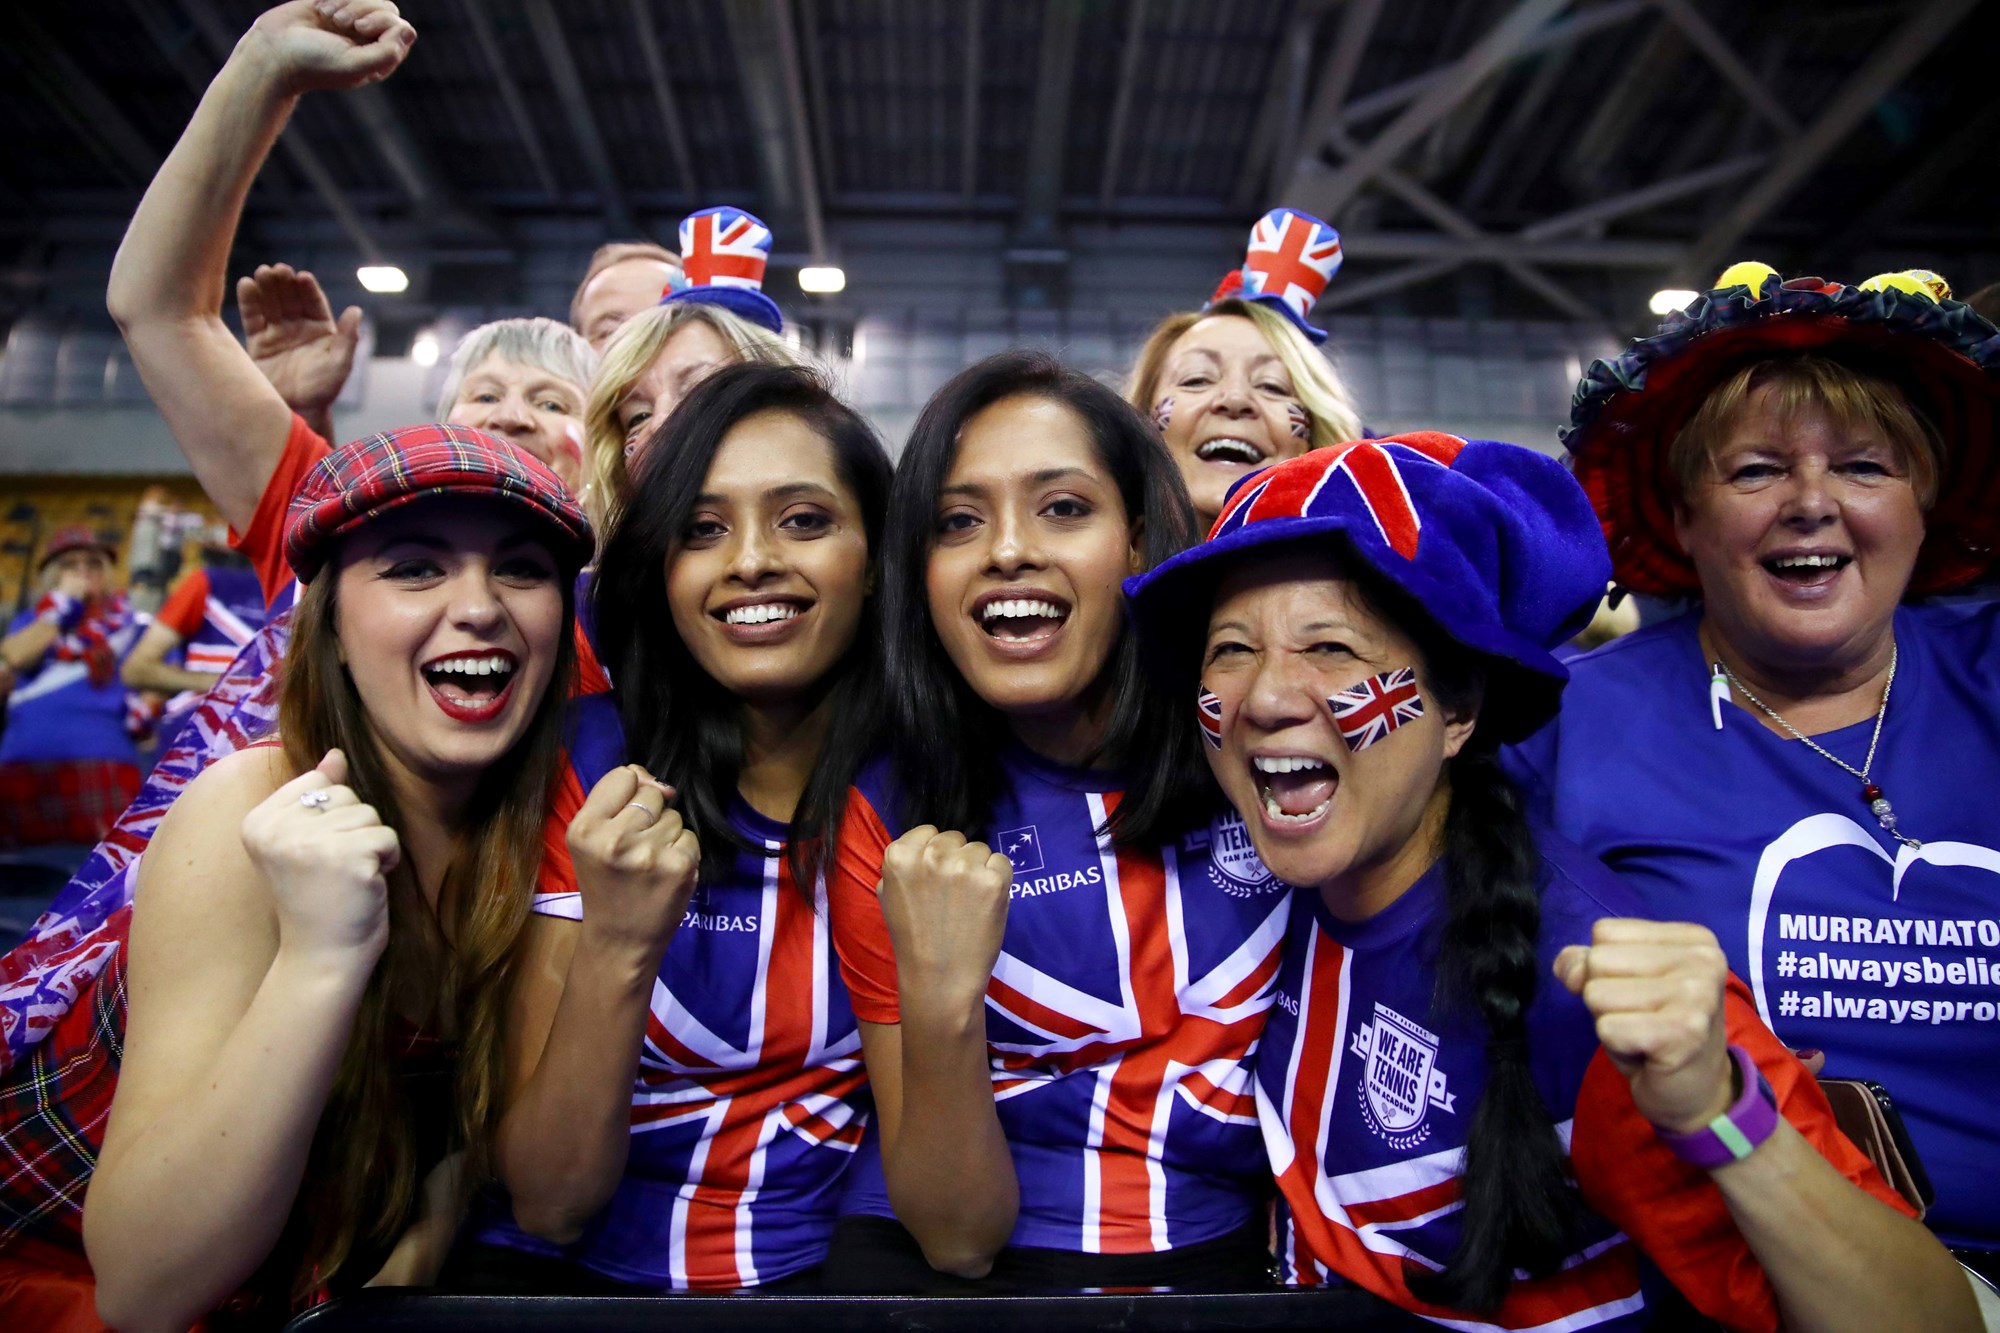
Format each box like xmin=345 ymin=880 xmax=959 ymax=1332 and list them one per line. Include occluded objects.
xmin=39 ymin=525 xmax=119 ymax=567
xmin=284 ymin=424 xmax=593 ymax=583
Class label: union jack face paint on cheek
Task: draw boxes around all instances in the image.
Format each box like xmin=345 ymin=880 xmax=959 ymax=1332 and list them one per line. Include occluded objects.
xmin=1153 ymin=396 xmax=1174 ymax=432
xmin=1286 ymin=401 xmax=1311 ymax=441
xmin=1196 ymin=685 xmax=1224 ymax=750
xmin=1328 ymin=666 xmax=1425 ymax=752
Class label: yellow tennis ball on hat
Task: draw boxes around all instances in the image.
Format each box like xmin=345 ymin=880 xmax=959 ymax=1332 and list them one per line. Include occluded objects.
xmin=1713 ymin=260 xmax=1779 ymax=294
xmin=1859 ymin=269 xmax=1953 ymax=303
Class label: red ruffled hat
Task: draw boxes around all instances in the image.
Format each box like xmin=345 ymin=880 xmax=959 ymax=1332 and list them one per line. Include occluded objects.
xmin=284 ymin=424 xmax=593 ymax=583
xmin=1564 ymin=262 xmax=2000 ymax=597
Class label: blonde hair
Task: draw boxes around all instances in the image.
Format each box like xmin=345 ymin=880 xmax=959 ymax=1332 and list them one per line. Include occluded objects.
xmin=582 ymin=301 xmax=797 ymax=530
xmin=1669 ymin=355 xmax=1942 ymax=509
xmin=1125 ymin=300 xmax=1363 ymax=448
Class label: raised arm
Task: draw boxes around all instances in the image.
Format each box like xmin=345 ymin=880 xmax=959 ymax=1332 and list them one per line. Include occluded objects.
xmin=1559 ymin=919 xmax=1980 ymax=1333
xmin=84 ymin=747 xmax=399 ymax=1333
xmin=864 ymin=827 xmax=1020 ymax=1278
xmin=104 ymin=0 xmax=413 ymax=532
xmin=495 ymin=765 xmax=698 ymax=1244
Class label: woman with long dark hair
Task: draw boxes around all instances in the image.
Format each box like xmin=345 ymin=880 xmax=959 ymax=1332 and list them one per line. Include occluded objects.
xmin=1123 ymin=435 xmax=1976 ymax=1329
xmin=823 ymin=351 xmax=1285 ymax=1289
xmin=449 ymin=362 xmax=893 ymax=1291
xmin=0 ymin=427 xmax=593 ymax=1333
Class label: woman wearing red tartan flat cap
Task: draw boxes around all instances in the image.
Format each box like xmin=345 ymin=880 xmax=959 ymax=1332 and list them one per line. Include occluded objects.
xmin=1507 ymin=263 xmax=2000 ymax=1265
xmin=0 ymin=527 xmax=145 ymax=849
xmin=0 ymin=424 xmax=591 ymax=1333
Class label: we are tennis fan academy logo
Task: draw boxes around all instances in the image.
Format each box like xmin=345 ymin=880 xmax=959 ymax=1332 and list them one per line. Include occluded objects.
xmin=1205 ymin=810 xmax=1283 ymax=898
xmin=1351 ymin=1002 xmax=1457 ymax=1150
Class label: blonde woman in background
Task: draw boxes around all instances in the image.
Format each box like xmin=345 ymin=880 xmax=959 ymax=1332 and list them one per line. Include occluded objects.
xmin=573 ymin=207 xmax=800 ymax=531
xmin=1126 ymin=208 xmax=1363 ymax=529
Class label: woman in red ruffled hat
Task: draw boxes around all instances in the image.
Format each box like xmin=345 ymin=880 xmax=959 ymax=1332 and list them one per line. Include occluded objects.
xmin=1125 ymin=209 xmax=1365 ymax=529
xmin=1509 ymin=263 xmax=2000 ymax=1271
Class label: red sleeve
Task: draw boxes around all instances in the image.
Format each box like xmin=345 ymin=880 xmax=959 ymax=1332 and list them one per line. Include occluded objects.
xmin=228 ymin=413 xmax=332 ymax=605
xmin=538 ymin=759 xmax=588 ymax=898
xmin=571 ymin=623 xmax=610 ymax=697
xmin=1572 ymin=973 xmax=1914 ymax=1332
xmin=826 ymin=788 xmax=901 ymax=1024
xmin=154 ymin=568 xmax=210 ymax=639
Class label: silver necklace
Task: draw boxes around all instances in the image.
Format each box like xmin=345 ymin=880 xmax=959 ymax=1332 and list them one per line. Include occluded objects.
xmin=1713 ymin=644 xmax=1921 ymax=850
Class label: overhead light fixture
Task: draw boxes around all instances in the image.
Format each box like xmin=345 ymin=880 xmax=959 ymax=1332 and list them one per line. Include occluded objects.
xmin=357 ymin=265 xmax=410 ymax=294
xmin=1649 ymin=288 xmax=1698 ymax=316
xmin=798 ymin=265 xmax=846 ymax=294
xmin=410 ymin=331 xmax=441 ymax=367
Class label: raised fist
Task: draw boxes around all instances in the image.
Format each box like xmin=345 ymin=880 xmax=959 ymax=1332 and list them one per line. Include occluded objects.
xmin=1555 ymin=918 xmax=1737 ymax=1137
xmin=238 ymin=263 xmax=361 ymax=418
xmin=241 ymin=0 xmax=417 ymax=97
xmin=240 ymin=749 xmax=399 ymax=966
xmin=565 ymin=764 xmax=700 ymax=965
xmin=877 ymin=826 xmax=1013 ymax=1008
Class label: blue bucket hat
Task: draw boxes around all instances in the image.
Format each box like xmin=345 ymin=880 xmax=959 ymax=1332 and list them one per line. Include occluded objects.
xmin=1124 ymin=432 xmax=1610 ymax=742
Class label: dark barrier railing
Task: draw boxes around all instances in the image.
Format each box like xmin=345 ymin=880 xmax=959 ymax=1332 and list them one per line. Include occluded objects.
xmin=284 ymin=1286 xmax=1437 ymax=1332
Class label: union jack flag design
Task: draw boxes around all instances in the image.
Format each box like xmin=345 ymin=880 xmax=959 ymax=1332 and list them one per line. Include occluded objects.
xmin=830 ymin=755 xmax=1288 ymax=1253
xmin=678 ymin=206 xmax=772 ymax=292
xmin=1207 ymin=435 xmax=1466 ymax=554
xmin=1196 ymin=687 xmax=1225 ymax=751
xmin=1328 ymin=667 xmax=1425 ymax=753
xmin=477 ymin=696 xmax=866 ymax=1289
xmin=0 ymin=608 xmax=290 ymax=1069
xmin=1241 ymin=209 xmax=1343 ymax=327
xmin=1257 ymin=834 xmax=1908 ymax=1328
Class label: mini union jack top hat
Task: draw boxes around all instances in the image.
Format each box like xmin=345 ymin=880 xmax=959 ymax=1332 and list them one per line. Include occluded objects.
xmin=285 ymin=424 xmax=594 ymax=583
xmin=1205 ymin=208 xmax=1344 ymax=344
xmin=1566 ymin=261 xmax=2000 ymax=597
xmin=1125 ymin=433 xmax=1609 ymax=742
xmin=661 ymin=205 xmax=786 ymax=334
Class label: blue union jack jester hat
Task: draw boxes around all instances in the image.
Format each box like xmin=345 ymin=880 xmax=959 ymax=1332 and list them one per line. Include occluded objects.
xmin=1565 ymin=261 xmax=2000 ymax=597
xmin=1126 ymin=433 xmax=1609 ymax=742
xmin=1205 ymin=208 xmax=1344 ymax=344
xmin=661 ymin=205 xmax=786 ymax=334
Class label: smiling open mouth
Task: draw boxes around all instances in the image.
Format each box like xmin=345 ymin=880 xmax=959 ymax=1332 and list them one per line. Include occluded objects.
xmin=979 ymin=596 xmax=1071 ymax=642
xmin=722 ymin=602 xmax=802 ymax=626
xmin=1253 ymin=754 xmax=1336 ymax=824
xmin=1763 ymin=553 xmax=1850 ymax=586
xmin=1195 ymin=438 xmax=1265 ymax=466
xmin=422 ymin=652 xmax=517 ymax=722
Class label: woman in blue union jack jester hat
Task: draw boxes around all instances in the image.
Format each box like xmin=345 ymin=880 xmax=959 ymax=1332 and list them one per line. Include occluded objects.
xmin=1506 ymin=264 xmax=2000 ymax=1273
xmin=1125 ymin=208 xmax=1365 ymax=531
xmin=446 ymin=362 xmax=892 ymax=1294
xmin=1123 ymin=435 xmax=1976 ymax=1330
xmin=819 ymin=351 xmax=1293 ymax=1292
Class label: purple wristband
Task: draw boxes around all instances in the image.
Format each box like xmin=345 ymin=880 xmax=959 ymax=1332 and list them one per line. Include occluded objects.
xmin=1652 ymin=1044 xmax=1779 ymax=1170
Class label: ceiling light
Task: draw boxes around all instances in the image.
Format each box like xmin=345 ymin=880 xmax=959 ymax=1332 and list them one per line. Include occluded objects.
xmin=357 ymin=265 xmax=410 ymax=294
xmin=1649 ymin=288 xmax=1698 ymax=316
xmin=410 ymin=331 xmax=440 ymax=367
xmin=798 ymin=265 xmax=846 ymax=294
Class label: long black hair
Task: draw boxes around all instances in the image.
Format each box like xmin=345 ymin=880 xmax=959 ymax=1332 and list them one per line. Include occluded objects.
xmin=590 ymin=362 xmax=893 ymax=891
xmin=1130 ymin=540 xmax=1575 ymax=1314
xmin=861 ymin=349 xmax=1197 ymax=840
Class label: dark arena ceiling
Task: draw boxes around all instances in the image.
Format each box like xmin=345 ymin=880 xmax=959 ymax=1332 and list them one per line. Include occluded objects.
xmin=1 ymin=0 xmax=1996 ymax=335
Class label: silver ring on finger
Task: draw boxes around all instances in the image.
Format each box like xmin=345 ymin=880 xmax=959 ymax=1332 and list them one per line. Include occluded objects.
xmin=624 ymin=800 xmax=660 ymax=825
xmin=301 ymin=789 xmax=333 ymax=813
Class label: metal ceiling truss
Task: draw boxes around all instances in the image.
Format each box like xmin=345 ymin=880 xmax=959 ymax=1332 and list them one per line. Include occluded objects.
xmin=1276 ymin=0 xmax=1979 ymax=323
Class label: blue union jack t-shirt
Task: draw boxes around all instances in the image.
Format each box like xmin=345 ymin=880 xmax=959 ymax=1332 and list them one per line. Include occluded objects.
xmin=1506 ymin=602 xmax=2000 ymax=1250
xmin=1257 ymin=831 xmax=1909 ymax=1330
xmin=827 ymin=746 xmax=1289 ymax=1253
xmin=475 ymin=694 xmax=868 ymax=1289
